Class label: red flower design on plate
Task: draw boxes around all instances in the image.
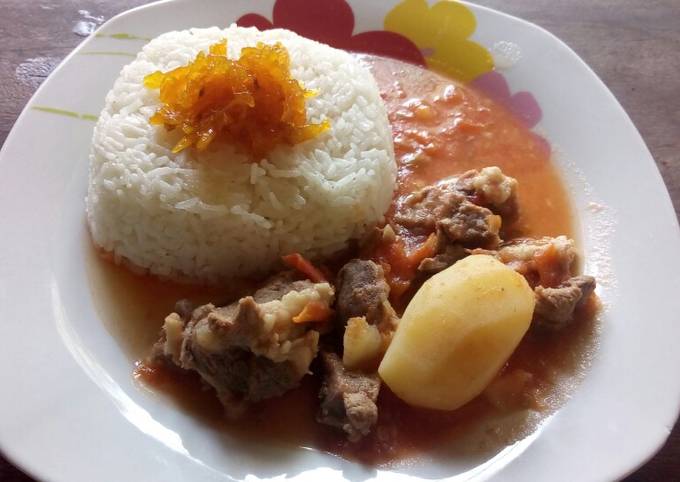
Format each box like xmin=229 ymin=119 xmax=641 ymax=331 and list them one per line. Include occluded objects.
xmin=471 ymin=71 xmax=542 ymax=128
xmin=471 ymin=71 xmax=550 ymax=154
xmin=237 ymin=0 xmax=425 ymax=66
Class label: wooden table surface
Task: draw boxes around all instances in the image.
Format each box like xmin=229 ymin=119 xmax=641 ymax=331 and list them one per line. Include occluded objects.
xmin=1 ymin=0 xmax=678 ymax=480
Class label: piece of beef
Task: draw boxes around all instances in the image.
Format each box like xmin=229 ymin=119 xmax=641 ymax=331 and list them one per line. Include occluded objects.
xmin=533 ymin=275 xmax=596 ymax=330
xmin=323 ymin=259 xmax=395 ymax=441
xmin=153 ymin=271 xmax=334 ymax=405
xmin=469 ymin=237 xmax=596 ymax=328
xmin=453 ymin=167 xmax=519 ymax=222
xmin=393 ymin=182 xmax=502 ymax=249
xmin=335 ymin=259 xmax=397 ymax=330
xmin=440 ymin=201 xmax=502 ymax=248
xmin=249 ymin=272 xmax=314 ymax=303
xmin=417 ymin=228 xmax=470 ymax=275
xmin=392 ymin=175 xmax=501 ymax=278
xmin=417 ymin=244 xmax=468 ymax=274
xmin=358 ymin=224 xmax=399 ymax=261
xmin=317 ymin=352 xmax=380 ymax=442
xmin=174 ymin=299 xmax=194 ymax=321
xmin=392 ymin=167 xmax=517 ymax=276
xmin=470 ymin=236 xmax=577 ymax=288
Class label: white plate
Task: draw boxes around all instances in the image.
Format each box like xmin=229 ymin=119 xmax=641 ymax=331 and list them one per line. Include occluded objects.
xmin=1 ymin=0 xmax=679 ymax=481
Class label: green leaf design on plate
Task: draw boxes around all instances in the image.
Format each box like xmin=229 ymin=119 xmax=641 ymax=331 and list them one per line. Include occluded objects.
xmin=32 ymin=106 xmax=98 ymax=121
xmin=80 ymin=51 xmax=136 ymax=57
xmin=95 ymin=33 xmax=151 ymax=41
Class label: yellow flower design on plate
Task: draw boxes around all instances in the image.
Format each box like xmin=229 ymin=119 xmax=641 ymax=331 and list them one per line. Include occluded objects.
xmin=384 ymin=0 xmax=494 ymax=82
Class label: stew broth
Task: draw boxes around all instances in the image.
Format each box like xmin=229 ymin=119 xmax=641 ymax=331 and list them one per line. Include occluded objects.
xmin=87 ymin=55 xmax=598 ymax=465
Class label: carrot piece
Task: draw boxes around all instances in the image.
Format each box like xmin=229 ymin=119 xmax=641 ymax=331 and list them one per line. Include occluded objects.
xmin=405 ymin=233 xmax=438 ymax=267
xmin=292 ymin=301 xmax=333 ymax=323
xmin=282 ymin=253 xmax=327 ymax=283
xmin=534 ymin=244 xmax=566 ymax=287
xmin=388 ymin=277 xmax=411 ymax=302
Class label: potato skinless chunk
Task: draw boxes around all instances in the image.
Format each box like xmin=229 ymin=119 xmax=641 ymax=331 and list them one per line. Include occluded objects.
xmin=343 ymin=317 xmax=383 ymax=371
xmin=161 ymin=313 xmax=185 ymax=364
xmin=379 ymin=255 xmax=535 ymax=410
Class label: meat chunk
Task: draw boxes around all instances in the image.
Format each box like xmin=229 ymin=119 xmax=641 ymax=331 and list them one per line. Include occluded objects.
xmin=389 ymin=167 xmax=518 ymax=276
xmin=153 ymin=272 xmax=334 ymax=405
xmin=472 ymin=236 xmax=577 ymax=288
xmin=470 ymin=237 xmax=596 ymax=329
xmin=417 ymin=230 xmax=469 ymax=275
xmin=393 ymin=181 xmax=502 ymax=249
xmin=336 ymin=259 xmax=397 ymax=329
xmin=439 ymin=200 xmax=502 ymax=248
xmin=497 ymin=236 xmax=575 ymax=273
xmin=533 ymin=275 xmax=596 ymax=330
xmin=173 ymin=299 xmax=194 ymax=321
xmin=317 ymin=352 xmax=380 ymax=442
xmin=453 ymin=167 xmax=519 ymax=221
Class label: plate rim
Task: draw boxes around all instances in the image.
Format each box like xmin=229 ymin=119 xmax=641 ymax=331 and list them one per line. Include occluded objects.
xmin=1 ymin=0 xmax=679 ymax=481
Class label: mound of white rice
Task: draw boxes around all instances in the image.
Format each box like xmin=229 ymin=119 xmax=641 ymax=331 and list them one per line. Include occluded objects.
xmin=87 ymin=25 xmax=396 ymax=282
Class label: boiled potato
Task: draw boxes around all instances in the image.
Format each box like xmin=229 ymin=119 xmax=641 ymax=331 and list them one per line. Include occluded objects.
xmin=343 ymin=316 xmax=382 ymax=370
xmin=378 ymin=255 xmax=535 ymax=410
